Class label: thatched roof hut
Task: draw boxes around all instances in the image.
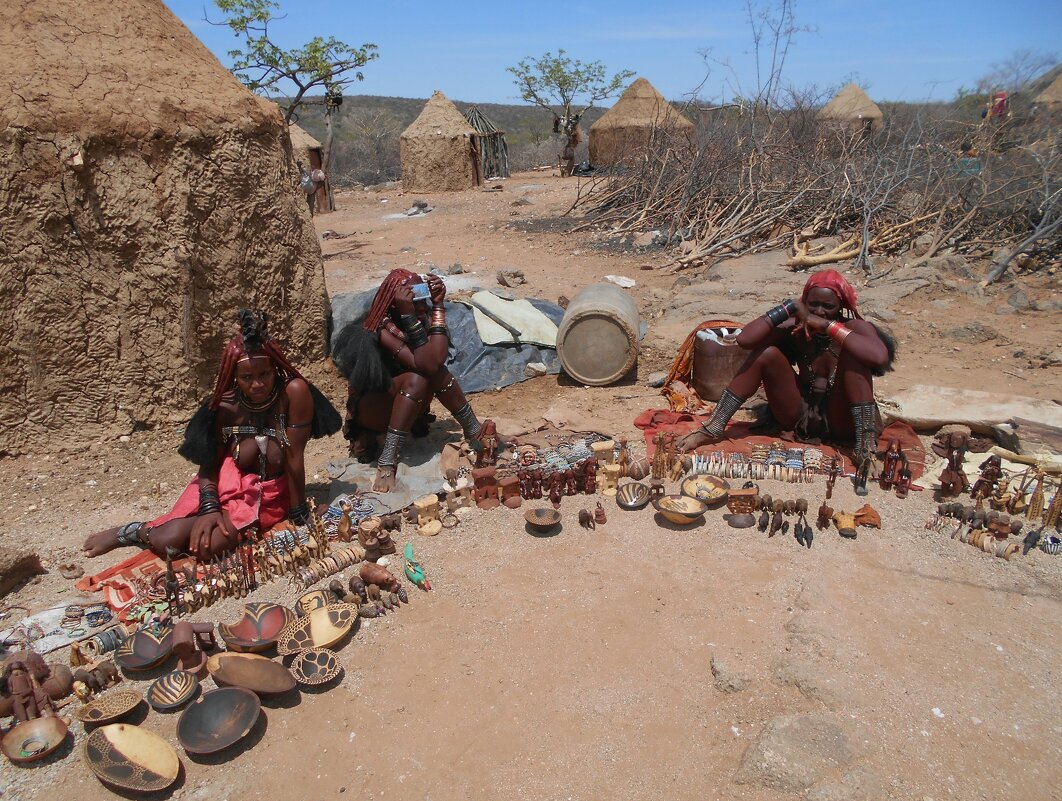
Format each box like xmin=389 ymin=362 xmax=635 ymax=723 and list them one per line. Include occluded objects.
xmin=0 ymin=0 xmax=329 ymax=455
xmin=400 ymin=91 xmax=480 ymax=192
xmin=589 ymin=78 xmax=693 ymax=166
xmin=287 ymin=122 xmax=331 ymax=212
xmin=464 ymin=105 xmax=510 ymax=179
xmin=818 ymin=84 xmax=884 ymax=133
xmin=1032 ymin=68 xmax=1062 ymax=110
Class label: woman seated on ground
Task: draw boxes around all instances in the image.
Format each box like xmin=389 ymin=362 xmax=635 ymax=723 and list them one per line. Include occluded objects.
xmin=677 ymin=270 xmax=895 ymax=492
xmin=333 ymin=269 xmax=487 ymax=492
xmin=83 ymin=310 xmax=341 ymax=560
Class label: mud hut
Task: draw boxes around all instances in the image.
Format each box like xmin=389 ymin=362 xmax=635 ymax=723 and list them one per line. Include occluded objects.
xmin=1032 ymin=67 xmax=1062 ymax=114
xmin=589 ymin=78 xmax=694 ymax=166
xmin=400 ymin=91 xmax=481 ymax=191
xmin=818 ymin=83 xmax=884 ymax=135
xmin=287 ymin=121 xmax=332 ymax=213
xmin=464 ymin=106 xmax=510 ymax=179
xmin=0 ymin=0 xmax=330 ymax=456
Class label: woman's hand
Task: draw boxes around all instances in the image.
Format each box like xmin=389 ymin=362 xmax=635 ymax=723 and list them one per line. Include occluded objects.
xmin=427 ymin=275 xmax=446 ymax=305
xmin=392 ymin=282 xmax=415 ymax=315
xmin=791 ymin=299 xmax=829 ymax=337
xmin=189 ymin=513 xmax=226 ymax=560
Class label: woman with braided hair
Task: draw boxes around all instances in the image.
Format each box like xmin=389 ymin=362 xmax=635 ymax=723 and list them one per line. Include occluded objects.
xmin=677 ymin=270 xmax=896 ymax=495
xmin=83 ymin=310 xmax=341 ymax=559
xmin=332 ymin=269 xmax=486 ymax=493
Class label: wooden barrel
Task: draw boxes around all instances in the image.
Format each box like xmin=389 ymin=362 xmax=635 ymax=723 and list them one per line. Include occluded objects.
xmin=556 ymin=283 xmax=640 ymax=386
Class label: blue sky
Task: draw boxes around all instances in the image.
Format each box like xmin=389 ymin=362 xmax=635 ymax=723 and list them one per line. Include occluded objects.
xmin=165 ymin=0 xmax=1060 ymax=104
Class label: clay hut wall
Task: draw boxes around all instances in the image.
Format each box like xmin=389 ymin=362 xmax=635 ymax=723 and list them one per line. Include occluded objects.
xmin=817 ymin=83 xmax=884 ymax=134
xmin=287 ymin=121 xmax=332 ymax=212
xmin=400 ymin=91 xmax=480 ymax=192
xmin=0 ymin=0 xmax=331 ymax=456
xmin=589 ymin=78 xmax=694 ymax=166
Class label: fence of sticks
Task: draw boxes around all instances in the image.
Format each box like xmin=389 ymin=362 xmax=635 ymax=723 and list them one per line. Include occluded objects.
xmin=570 ymin=105 xmax=1060 ymax=284
xmin=465 ymin=105 xmax=510 ymax=180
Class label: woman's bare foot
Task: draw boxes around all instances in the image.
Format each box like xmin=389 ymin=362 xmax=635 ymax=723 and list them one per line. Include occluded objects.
xmin=373 ymin=466 xmax=398 ymax=493
xmin=82 ymin=526 xmax=123 ymax=558
xmin=676 ymin=429 xmax=719 ymax=453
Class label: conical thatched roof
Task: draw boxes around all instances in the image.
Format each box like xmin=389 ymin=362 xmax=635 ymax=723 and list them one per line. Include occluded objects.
xmin=818 ymin=84 xmax=883 ymax=128
xmin=401 ymin=91 xmax=476 ymax=139
xmin=591 ymin=78 xmax=693 ymax=131
xmin=1033 ymin=67 xmax=1062 ymax=107
xmin=288 ymin=122 xmax=322 ymax=152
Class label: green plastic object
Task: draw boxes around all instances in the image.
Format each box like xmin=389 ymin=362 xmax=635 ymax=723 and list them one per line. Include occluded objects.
xmin=403 ymin=542 xmax=431 ymax=590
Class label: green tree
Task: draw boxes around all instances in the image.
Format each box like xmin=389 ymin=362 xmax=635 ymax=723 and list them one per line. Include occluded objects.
xmin=507 ymin=50 xmax=633 ymax=174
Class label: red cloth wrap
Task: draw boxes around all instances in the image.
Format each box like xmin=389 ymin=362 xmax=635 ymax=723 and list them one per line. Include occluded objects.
xmin=147 ymin=457 xmax=290 ymax=532
xmin=801 ymin=269 xmax=862 ymax=320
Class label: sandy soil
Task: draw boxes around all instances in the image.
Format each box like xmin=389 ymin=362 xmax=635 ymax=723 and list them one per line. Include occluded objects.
xmin=2 ymin=172 xmax=1061 ymax=801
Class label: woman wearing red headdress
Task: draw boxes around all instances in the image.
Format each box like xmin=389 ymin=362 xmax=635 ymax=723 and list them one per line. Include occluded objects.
xmin=83 ymin=310 xmax=341 ymax=559
xmin=677 ymin=270 xmax=895 ymax=493
xmin=332 ymin=269 xmax=486 ymax=493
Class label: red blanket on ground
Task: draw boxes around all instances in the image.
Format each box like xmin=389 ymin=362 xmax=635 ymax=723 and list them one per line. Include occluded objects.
xmin=633 ymin=409 xmax=925 ymax=481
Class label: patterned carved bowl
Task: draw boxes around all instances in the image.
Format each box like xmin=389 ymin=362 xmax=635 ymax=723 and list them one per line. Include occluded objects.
xmin=653 ymin=494 xmax=708 ymax=525
xmin=295 ymin=590 xmax=332 ymax=617
xmin=177 ymin=687 xmax=261 ymax=756
xmin=75 ymin=689 xmax=144 ymax=725
xmin=276 ymin=604 xmax=357 ymax=656
xmin=83 ymin=723 xmax=180 ymax=792
xmin=2 ymin=716 xmax=69 ymax=764
xmin=219 ymin=602 xmax=297 ymax=652
xmin=615 ymin=482 xmax=651 ymax=511
xmin=207 ymin=652 xmax=296 ymax=696
xmin=115 ymin=626 xmax=173 ymax=672
xmin=680 ymin=475 xmax=730 ymax=506
xmin=524 ymin=508 xmax=561 ymax=532
xmin=290 ymin=648 xmax=343 ymax=686
xmin=146 ymin=670 xmax=199 ymax=711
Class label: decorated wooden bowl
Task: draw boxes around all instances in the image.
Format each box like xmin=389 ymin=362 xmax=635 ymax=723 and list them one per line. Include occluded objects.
xmin=653 ymin=494 xmax=708 ymax=525
xmin=219 ymin=602 xmax=297 ymax=652
xmin=615 ymin=481 xmax=651 ymax=511
xmin=295 ymin=589 xmax=332 ymax=617
xmin=680 ymin=475 xmax=730 ymax=505
xmin=290 ymin=648 xmax=343 ymax=686
xmin=2 ymin=716 xmax=69 ymax=764
xmin=177 ymin=687 xmax=261 ymax=756
xmin=207 ymin=652 xmax=296 ymax=696
xmin=115 ymin=626 xmax=173 ymax=672
xmin=83 ymin=723 xmax=180 ymax=792
xmin=75 ymin=689 xmax=143 ymax=725
xmin=276 ymin=604 xmax=357 ymax=655
xmin=524 ymin=507 xmax=561 ymax=532
xmin=146 ymin=670 xmax=199 ymax=711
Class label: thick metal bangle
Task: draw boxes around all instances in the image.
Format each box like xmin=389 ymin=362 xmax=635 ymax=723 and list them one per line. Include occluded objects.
xmin=198 ymin=503 xmax=222 ymax=516
xmin=397 ymin=313 xmax=420 ymax=331
xmin=428 ymin=325 xmax=449 ymax=337
xmin=289 ymin=501 xmax=310 ymax=525
xmin=405 ymin=325 xmax=429 ymax=349
xmin=765 ymin=299 xmax=797 ymax=327
xmin=827 ymin=321 xmax=852 ymax=346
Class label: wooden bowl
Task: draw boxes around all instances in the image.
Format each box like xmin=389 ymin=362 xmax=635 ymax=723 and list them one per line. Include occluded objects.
xmin=147 ymin=670 xmax=200 ymax=711
xmin=2 ymin=716 xmax=69 ymax=764
xmin=83 ymin=723 xmax=180 ymax=792
xmin=177 ymin=687 xmax=261 ymax=756
xmin=276 ymin=604 xmax=357 ymax=656
xmin=615 ymin=482 xmax=651 ymax=511
xmin=290 ymin=648 xmax=343 ymax=686
xmin=207 ymin=652 xmax=296 ymax=696
xmin=680 ymin=475 xmax=730 ymax=505
xmin=653 ymin=494 xmax=708 ymax=525
xmin=524 ymin=507 xmax=561 ymax=532
xmin=219 ymin=602 xmax=297 ymax=652
xmin=115 ymin=626 xmax=173 ymax=672
xmin=295 ymin=590 xmax=332 ymax=617
xmin=75 ymin=689 xmax=143 ymax=725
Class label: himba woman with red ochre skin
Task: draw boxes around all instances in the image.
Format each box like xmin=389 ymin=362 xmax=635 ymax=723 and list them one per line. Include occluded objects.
xmin=332 ymin=269 xmax=488 ymax=493
xmin=678 ymin=270 xmax=896 ymax=494
xmin=83 ymin=310 xmax=341 ymax=560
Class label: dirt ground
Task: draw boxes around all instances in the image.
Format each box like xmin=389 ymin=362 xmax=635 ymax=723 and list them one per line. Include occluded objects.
xmin=2 ymin=172 xmax=1061 ymax=801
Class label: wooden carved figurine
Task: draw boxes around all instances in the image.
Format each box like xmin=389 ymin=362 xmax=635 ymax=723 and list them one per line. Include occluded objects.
xmin=970 ymin=456 xmax=1003 ymax=507
xmin=650 ymin=432 xmax=667 ymax=480
xmin=895 ymin=463 xmax=912 ymax=499
xmin=476 ymin=419 xmax=499 ymax=468
xmin=600 ymin=464 xmax=622 ymax=497
xmin=825 ymin=456 xmax=840 ymax=500
xmin=549 ymin=472 xmax=564 ymax=509
xmin=3 ymin=661 xmax=55 ymax=721
xmin=591 ymin=439 xmax=615 ymax=466
xmin=617 ymin=437 xmax=630 ymax=478
xmin=564 ymin=468 xmax=577 ymax=496
xmin=649 ymin=480 xmax=665 ymax=500
xmin=879 ymin=439 xmax=904 ymax=490
xmin=518 ymin=469 xmax=532 ymax=500
xmin=472 ymin=466 xmax=500 ymax=510
xmin=531 ymin=469 xmax=544 ymax=499
xmin=939 ymin=432 xmax=970 ymax=498
xmin=582 ymin=458 xmax=598 ymax=495
xmin=578 ymin=509 xmax=595 ymax=529
xmin=1025 ymin=469 xmax=1046 ymax=522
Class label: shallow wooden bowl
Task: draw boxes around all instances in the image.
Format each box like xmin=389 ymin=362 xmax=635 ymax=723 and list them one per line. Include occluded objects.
xmin=295 ymin=590 xmax=332 ymax=617
xmin=75 ymin=689 xmax=143 ymax=725
xmin=615 ymin=482 xmax=651 ymax=511
xmin=276 ymin=604 xmax=357 ymax=655
xmin=219 ymin=602 xmax=297 ymax=652
xmin=680 ymin=475 xmax=730 ymax=505
xmin=290 ymin=648 xmax=343 ymax=686
xmin=653 ymin=494 xmax=708 ymax=525
xmin=177 ymin=687 xmax=261 ymax=756
xmin=115 ymin=626 xmax=173 ymax=672
xmin=83 ymin=723 xmax=180 ymax=792
xmin=524 ymin=507 xmax=561 ymax=532
xmin=207 ymin=652 xmax=296 ymax=696
xmin=2 ymin=716 xmax=69 ymax=764
xmin=147 ymin=670 xmax=199 ymax=711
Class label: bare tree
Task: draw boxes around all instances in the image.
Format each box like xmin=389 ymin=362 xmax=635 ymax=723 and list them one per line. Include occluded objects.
xmin=976 ymin=49 xmax=1059 ymax=94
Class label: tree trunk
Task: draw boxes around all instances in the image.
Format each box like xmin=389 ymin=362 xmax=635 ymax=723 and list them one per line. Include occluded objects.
xmin=322 ymin=106 xmax=336 ymax=213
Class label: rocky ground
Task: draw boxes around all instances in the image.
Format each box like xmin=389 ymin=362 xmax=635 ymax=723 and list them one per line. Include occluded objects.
xmin=1 ymin=172 xmax=1060 ymax=801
